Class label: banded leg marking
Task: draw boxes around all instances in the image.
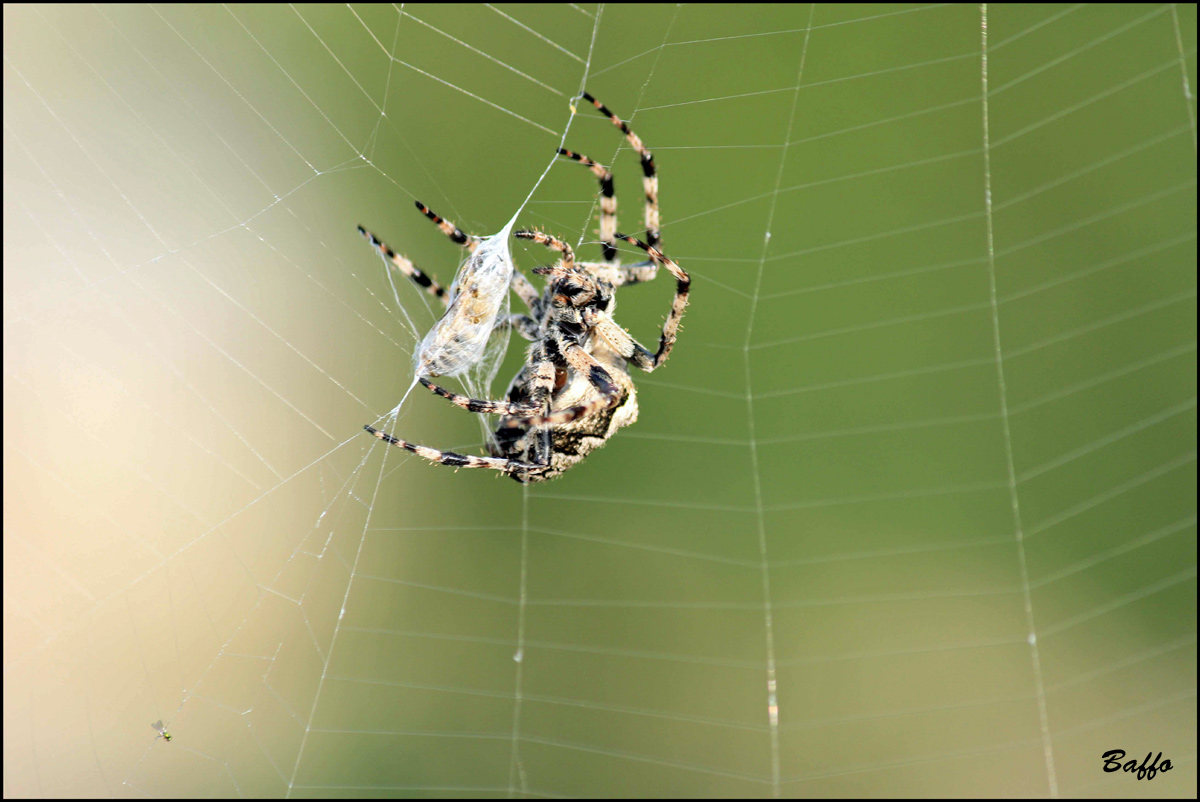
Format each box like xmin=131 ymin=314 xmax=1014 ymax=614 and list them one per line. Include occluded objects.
xmin=381 ymin=204 xmax=538 ymax=314
xmin=420 ymin=342 xmax=554 ymax=417
xmin=515 ymin=229 xmax=575 ymax=271
xmin=364 ymin=425 xmax=541 ymax=473
xmin=581 ymin=92 xmax=660 ymax=249
xmin=557 ymin=147 xmax=618 ymax=263
xmin=419 ymin=377 xmax=540 ymax=417
xmin=415 ymin=200 xmax=478 ymax=251
xmin=614 ymin=233 xmax=689 ymax=370
xmin=357 ymin=225 xmax=448 ymax=305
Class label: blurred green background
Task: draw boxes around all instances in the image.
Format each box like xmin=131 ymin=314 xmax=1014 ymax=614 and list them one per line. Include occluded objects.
xmin=4 ymin=3 xmax=1196 ymax=798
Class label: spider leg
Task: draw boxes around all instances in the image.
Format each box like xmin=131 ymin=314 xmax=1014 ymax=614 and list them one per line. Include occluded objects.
xmin=495 ymin=313 xmax=539 ymax=341
xmin=411 ymin=202 xmax=541 ymax=315
xmin=506 ymin=336 xmax=621 ymax=427
xmin=515 ymin=230 xmax=575 ymax=270
xmin=414 ymin=200 xmax=479 ymax=252
xmin=557 ymin=147 xmax=618 ymax=264
xmin=613 ymin=234 xmax=690 ymax=370
xmin=617 ymin=260 xmax=659 ymax=287
xmin=523 ymin=364 xmax=555 ymax=466
xmin=523 ymin=344 xmax=557 ymax=423
xmin=357 ymin=225 xmax=449 ymax=306
xmin=582 ymin=307 xmax=656 ymax=372
xmin=364 ymin=425 xmax=541 ymax=474
xmin=581 ymin=92 xmax=660 ymax=250
xmin=418 ymin=377 xmax=540 ymax=416
xmin=419 ymin=341 xmax=554 ymax=415
xmin=358 ymin=225 xmax=539 ymax=316
xmin=509 ymin=272 xmax=541 ymax=316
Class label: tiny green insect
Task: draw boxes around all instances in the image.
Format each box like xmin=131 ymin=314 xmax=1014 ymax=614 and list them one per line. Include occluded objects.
xmin=151 ymin=720 xmax=172 ymax=742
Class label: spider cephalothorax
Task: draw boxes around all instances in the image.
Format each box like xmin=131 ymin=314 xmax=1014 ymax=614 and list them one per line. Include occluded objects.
xmin=360 ymin=92 xmax=689 ymax=482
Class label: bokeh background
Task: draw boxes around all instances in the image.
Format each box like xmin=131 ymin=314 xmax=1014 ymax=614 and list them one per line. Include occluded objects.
xmin=4 ymin=3 xmax=1196 ymax=797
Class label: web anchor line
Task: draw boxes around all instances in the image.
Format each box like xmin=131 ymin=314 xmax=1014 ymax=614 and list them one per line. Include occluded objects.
xmin=739 ymin=4 xmax=817 ymax=796
xmin=980 ymin=5 xmax=1058 ymax=797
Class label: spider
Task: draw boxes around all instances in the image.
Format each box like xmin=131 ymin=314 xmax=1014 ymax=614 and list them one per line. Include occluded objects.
xmin=359 ymin=92 xmax=689 ymax=483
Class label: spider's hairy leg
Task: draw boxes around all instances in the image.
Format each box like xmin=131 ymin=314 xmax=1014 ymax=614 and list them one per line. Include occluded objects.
xmin=494 ymin=313 xmax=540 ymax=341
xmin=357 ymin=225 xmax=449 ymax=306
xmin=507 ymin=337 xmax=621 ymax=428
xmin=510 ymin=272 xmax=541 ymax=315
xmin=515 ymin=229 xmax=575 ymax=270
xmin=581 ymin=91 xmax=660 ymax=249
xmin=523 ymin=343 xmax=557 ymax=421
xmin=615 ymin=233 xmax=690 ymax=369
xmin=364 ymin=425 xmax=541 ymax=473
xmin=421 ymin=340 xmax=555 ymax=415
xmin=523 ymin=359 xmax=556 ymax=469
xmin=615 ymin=260 xmax=659 ymax=287
xmin=408 ymin=201 xmax=539 ymax=313
xmin=582 ymin=307 xmax=656 ymax=372
xmin=418 ymin=377 xmax=541 ymax=416
xmin=557 ymin=147 xmax=618 ymax=264
xmin=530 ymin=345 xmax=556 ymax=417
xmin=414 ymin=200 xmax=479 ymax=252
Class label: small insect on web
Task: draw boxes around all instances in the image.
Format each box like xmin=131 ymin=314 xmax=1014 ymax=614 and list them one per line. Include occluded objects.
xmin=151 ymin=720 xmax=171 ymax=742
xmin=359 ymin=92 xmax=690 ymax=483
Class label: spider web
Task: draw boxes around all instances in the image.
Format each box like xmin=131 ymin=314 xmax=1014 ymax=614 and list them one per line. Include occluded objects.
xmin=4 ymin=3 xmax=1197 ymax=798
